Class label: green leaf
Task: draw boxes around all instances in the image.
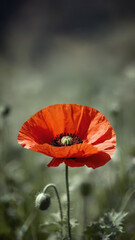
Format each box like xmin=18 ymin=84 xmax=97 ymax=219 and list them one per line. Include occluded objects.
xmin=70 ymin=218 xmax=79 ymax=229
xmin=99 ymin=210 xmax=128 ymax=234
xmin=84 ymin=222 xmax=102 ymax=240
xmin=40 ymin=221 xmax=61 ymax=233
xmin=84 ymin=210 xmax=128 ymax=240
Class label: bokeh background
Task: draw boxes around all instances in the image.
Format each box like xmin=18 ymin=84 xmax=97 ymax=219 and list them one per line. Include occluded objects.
xmin=0 ymin=0 xmax=135 ymax=239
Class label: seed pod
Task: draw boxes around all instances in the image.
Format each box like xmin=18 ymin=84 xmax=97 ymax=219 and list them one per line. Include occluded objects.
xmin=61 ymin=136 xmax=73 ymax=146
xmin=35 ymin=193 xmax=51 ymax=210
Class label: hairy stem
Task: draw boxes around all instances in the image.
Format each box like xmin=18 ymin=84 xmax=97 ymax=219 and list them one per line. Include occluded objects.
xmin=83 ymin=197 xmax=88 ymax=230
xmin=65 ymin=165 xmax=72 ymax=240
xmin=120 ymin=188 xmax=135 ymax=212
xmin=43 ymin=183 xmax=63 ymax=239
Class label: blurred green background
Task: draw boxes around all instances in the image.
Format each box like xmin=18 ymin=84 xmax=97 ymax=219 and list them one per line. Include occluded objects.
xmin=0 ymin=1 xmax=135 ymax=239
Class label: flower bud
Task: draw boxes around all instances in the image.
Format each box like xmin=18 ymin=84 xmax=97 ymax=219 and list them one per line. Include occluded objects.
xmin=0 ymin=105 xmax=10 ymax=117
xmin=35 ymin=193 xmax=51 ymax=210
xmin=110 ymin=103 xmax=120 ymax=118
xmin=80 ymin=182 xmax=92 ymax=197
xmin=61 ymin=136 xmax=73 ymax=146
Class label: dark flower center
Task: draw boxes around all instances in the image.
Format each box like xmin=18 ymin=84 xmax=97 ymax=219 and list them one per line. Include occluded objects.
xmin=51 ymin=133 xmax=83 ymax=147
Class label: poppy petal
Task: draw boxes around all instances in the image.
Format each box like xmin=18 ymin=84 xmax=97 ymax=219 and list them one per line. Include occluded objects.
xmin=30 ymin=142 xmax=98 ymax=158
xmin=94 ymin=137 xmax=116 ymax=156
xmin=73 ymin=152 xmax=110 ymax=168
xmin=47 ymin=158 xmax=63 ymax=167
xmin=76 ymin=109 xmax=115 ymax=145
xmin=84 ymin=152 xmax=111 ymax=168
xmin=48 ymin=151 xmax=111 ymax=168
xmin=18 ymin=104 xmax=116 ymax=168
xmin=18 ymin=104 xmax=88 ymax=147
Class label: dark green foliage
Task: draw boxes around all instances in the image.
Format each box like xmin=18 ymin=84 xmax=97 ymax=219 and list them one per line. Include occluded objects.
xmin=84 ymin=210 xmax=127 ymax=240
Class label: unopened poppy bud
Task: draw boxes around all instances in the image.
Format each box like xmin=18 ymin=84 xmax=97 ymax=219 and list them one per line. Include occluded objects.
xmin=80 ymin=182 xmax=92 ymax=197
xmin=35 ymin=193 xmax=51 ymax=210
xmin=110 ymin=103 xmax=120 ymax=118
xmin=0 ymin=105 xmax=10 ymax=117
xmin=61 ymin=136 xmax=73 ymax=146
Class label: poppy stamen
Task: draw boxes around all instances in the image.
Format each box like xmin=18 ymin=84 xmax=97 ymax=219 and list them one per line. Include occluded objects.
xmin=51 ymin=133 xmax=83 ymax=147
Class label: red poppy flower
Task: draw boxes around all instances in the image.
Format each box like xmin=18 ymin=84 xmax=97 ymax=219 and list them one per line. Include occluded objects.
xmin=17 ymin=104 xmax=116 ymax=168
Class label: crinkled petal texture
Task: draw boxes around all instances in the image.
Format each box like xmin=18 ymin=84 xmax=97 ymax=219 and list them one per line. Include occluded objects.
xmin=18 ymin=104 xmax=116 ymax=168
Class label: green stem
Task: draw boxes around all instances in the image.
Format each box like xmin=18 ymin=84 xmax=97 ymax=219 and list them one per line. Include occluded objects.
xmin=43 ymin=183 xmax=63 ymax=239
xmin=18 ymin=211 xmax=37 ymax=240
xmin=83 ymin=197 xmax=87 ymax=230
xmin=120 ymin=188 xmax=135 ymax=212
xmin=65 ymin=165 xmax=72 ymax=240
